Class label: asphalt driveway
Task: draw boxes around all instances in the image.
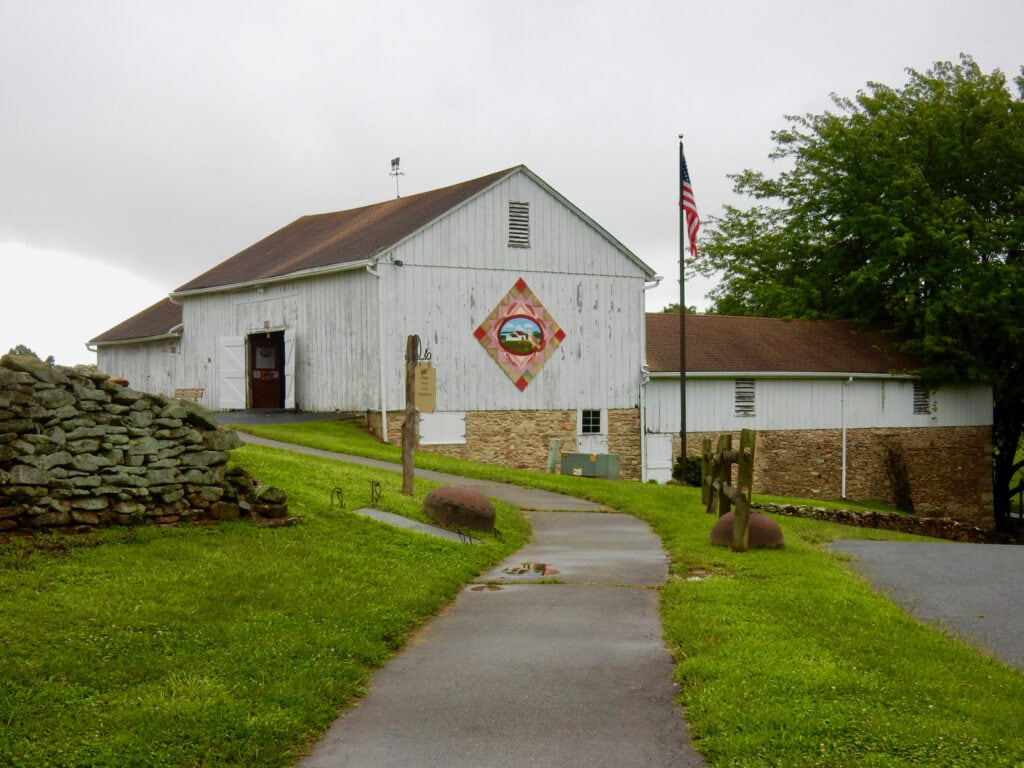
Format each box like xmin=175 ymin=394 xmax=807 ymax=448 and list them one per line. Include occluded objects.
xmin=827 ymin=540 xmax=1024 ymax=672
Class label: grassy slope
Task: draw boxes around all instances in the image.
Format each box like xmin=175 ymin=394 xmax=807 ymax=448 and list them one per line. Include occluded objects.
xmin=236 ymin=421 xmax=1024 ymax=767
xmin=3 ymin=418 xmax=1022 ymax=766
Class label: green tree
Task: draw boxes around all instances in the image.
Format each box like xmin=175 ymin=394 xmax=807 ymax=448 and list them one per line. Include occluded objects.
xmin=698 ymin=55 xmax=1024 ymax=530
xmin=6 ymin=344 xmax=55 ymax=366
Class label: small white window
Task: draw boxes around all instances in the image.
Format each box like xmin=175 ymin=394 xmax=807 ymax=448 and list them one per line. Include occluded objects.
xmin=508 ymin=201 xmax=530 ymax=248
xmin=734 ymin=379 xmax=755 ymax=417
xmin=912 ymin=382 xmax=932 ymax=415
xmin=581 ymin=409 xmax=602 ymax=435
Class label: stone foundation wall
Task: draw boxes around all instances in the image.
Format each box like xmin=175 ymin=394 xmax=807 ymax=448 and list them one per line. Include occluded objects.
xmin=0 ymin=355 xmax=288 ymax=537
xmin=364 ymin=408 xmax=643 ymax=480
xmin=679 ymin=425 xmax=993 ymax=528
xmin=606 ymin=409 xmax=642 ymax=481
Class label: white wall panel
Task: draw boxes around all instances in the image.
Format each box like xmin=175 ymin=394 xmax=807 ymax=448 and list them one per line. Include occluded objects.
xmin=176 ymin=272 xmax=381 ymax=411
xmin=97 ymin=341 xmax=179 ymax=399
xmin=377 ymin=264 xmax=644 ymax=412
xmin=645 ymin=377 xmax=992 ymax=434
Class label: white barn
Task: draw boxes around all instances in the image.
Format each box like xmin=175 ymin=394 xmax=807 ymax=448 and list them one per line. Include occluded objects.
xmin=91 ymin=166 xmax=658 ymax=478
xmin=642 ymin=314 xmax=993 ymax=526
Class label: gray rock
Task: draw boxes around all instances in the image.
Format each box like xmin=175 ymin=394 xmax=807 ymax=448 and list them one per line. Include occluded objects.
xmin=9 ymin=465 xmax=50 ymax=485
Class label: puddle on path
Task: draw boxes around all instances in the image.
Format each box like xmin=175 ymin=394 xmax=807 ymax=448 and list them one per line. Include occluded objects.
xmin=502 ymin=562 xmax=560 ymax=577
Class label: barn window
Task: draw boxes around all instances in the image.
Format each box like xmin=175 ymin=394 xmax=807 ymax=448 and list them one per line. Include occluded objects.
xmin=508 ymin=201 xmax=530 ymax=248
xmin=581 ymin=409 xmax=602 ymax=434
xmin=734 ymin=379 xmax=756 ymax=417
xmin=912 ymin=381 xmax=932 ymax=415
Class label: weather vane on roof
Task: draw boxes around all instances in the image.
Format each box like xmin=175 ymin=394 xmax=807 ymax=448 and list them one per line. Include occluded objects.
xmin=390 ymin=157 xmax=404 ymax=198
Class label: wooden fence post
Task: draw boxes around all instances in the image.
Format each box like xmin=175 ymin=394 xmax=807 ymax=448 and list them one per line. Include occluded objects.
xmin=700 ymin=436 xmax=712 ymax=509
xmin=731 ymin=428 xmax=757 ymax=552
xmin=716 ymin=433 xmax=733 ymax=518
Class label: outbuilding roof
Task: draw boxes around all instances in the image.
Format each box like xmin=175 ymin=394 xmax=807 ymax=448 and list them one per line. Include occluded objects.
xmin=645 ymin=313 xmax=919 ymax=375
xmin=89 ymin=297 xmax=182 ymax=345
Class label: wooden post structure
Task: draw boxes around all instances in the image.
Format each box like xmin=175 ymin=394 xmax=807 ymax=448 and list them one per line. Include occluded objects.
xmin=715 ymin=433 xmax=733 ymax=518
xmin=731 ymin=429 xmax=756 ymax=552
xmin=401 ymin=335 xmax=419 ymax=495
xmin=700 ymin=429 xmax=758 ymax=552
xmin=700 ymin=435 xmax=712 ymax=508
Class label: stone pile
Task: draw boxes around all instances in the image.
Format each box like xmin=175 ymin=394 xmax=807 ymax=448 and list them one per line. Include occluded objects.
xmin=0 ymin=354 xmax=291 ymax=536
xmin=755 ymin=502 xmax=1005 ymax=543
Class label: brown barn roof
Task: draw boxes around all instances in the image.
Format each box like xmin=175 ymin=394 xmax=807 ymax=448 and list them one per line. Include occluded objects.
xmin=646 ymin=314 xmax=919 ymax=374
xmin=174 ymin=167 xmax=519 ymax=293
xmin=90 ymin=297 xmax=183 ymax=344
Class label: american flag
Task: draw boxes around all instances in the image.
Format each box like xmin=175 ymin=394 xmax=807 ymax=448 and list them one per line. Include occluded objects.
xmin=680 ymin=150 xmax=700 ymax=259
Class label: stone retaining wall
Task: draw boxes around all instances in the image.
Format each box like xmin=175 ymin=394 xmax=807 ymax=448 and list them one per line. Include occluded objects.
xmin=0 ymin=355 xmax=289 ymax=536
xmin=365 ymin=408 xmax=643 ymax=480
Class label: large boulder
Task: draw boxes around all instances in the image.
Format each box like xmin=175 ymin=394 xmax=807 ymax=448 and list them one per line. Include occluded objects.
xmin=422 ymin=486 xmax=495 ymax=533
xmin=710 ymin=511 xmax=785 ymax=549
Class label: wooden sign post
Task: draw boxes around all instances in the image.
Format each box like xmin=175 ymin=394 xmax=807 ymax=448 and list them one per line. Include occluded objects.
xmin=401 ymin=335 xmax=419 ymax=495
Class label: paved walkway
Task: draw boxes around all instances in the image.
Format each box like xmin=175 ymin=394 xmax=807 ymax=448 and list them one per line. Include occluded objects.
xmin=237 ymin=434 xmax=706 ymax=767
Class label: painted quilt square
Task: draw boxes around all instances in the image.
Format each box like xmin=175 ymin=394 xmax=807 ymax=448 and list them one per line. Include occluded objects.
xmin=474 ymin=279 xmax=565 ymax=390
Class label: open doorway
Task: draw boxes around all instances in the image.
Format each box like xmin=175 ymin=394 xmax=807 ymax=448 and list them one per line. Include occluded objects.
xmin=217 ymin=329 xmax=295 ymax=411
xmin=249 ymin=330 xmax=284 ymax=409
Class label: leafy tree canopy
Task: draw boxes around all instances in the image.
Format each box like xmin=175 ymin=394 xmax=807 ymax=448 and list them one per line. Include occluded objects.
xmin=6 ymin=345 xmax=55 ymax=366
xmin=659 ymin=303 xmax=698 ymax=314
xmin=697 ymin=55 xmax=1024 ymax=528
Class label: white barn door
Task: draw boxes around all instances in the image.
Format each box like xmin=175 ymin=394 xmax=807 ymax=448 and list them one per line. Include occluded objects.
xmin=645 ymin=433 xmax=674 ymax=484
xmin=218 ymin=336 xmax=247 ymax=410
xmin=576 ymin=408 xmax=609 ymax=455
xmin=283 ymin=328 xmax=296 ymax=410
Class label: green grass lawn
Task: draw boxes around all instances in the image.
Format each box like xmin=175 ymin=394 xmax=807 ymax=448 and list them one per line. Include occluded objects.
xmin=0 ymin=443 xmax=528 ymax=768
xmin=2 ymin=418 xmax=1022 ymax=767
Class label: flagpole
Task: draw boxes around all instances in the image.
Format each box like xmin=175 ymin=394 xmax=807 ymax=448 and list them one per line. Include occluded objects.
xmin=678 ymin=135 xmax=688 ymax=479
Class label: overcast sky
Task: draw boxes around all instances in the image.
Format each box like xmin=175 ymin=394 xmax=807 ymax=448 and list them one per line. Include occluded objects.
xmin=2 ymin=0 xmax=1021 ymax=366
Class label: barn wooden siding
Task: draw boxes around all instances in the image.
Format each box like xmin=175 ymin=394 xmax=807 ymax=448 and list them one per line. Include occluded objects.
xmin=97 ymin=339 xmax=180 ymax=398
xmin=377 ymin=171 xmax=648 ymax=412
xmin=643 ymin=376 xmax=992 ymax=434
xmin=177 ymin=271 xmax=378 ymax=411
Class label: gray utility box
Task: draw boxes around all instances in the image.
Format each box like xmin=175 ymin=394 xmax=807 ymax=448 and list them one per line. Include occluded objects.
xmin=560 ymin=453 xmax=621 ymax=480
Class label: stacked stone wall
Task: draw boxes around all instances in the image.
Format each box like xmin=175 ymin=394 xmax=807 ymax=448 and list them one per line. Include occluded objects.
xmin=677 ymin=425 xmax=993 ymax=528
xmin=754 ymin=502 xmax=1005 ymax=543
xmin=0 ymin=355 xmax=288 ymax=536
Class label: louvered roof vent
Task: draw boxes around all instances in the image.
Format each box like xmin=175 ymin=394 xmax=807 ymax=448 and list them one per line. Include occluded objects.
xmin=508 ymin=201 xmax=530 ymax=248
